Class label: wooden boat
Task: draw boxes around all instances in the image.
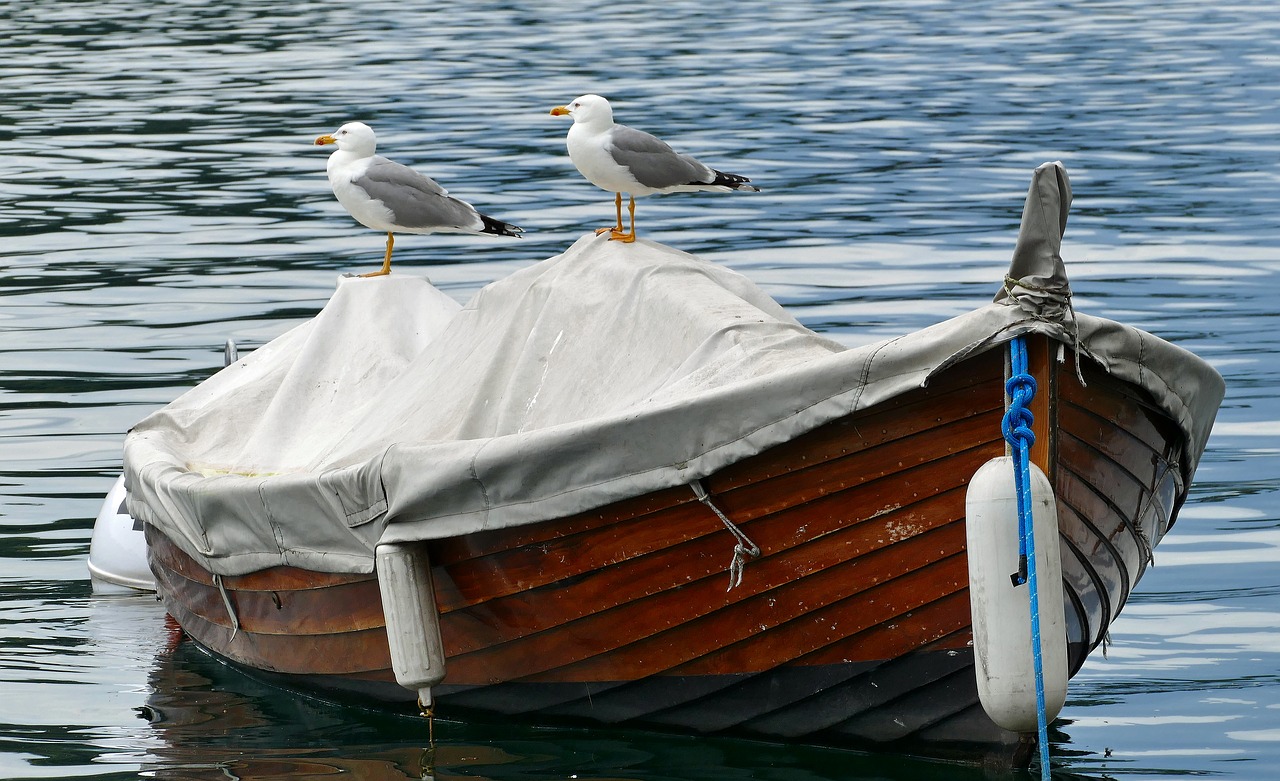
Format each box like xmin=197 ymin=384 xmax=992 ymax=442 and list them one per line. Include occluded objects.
xmin=128 ymin=163 xmax=1223 ymax=767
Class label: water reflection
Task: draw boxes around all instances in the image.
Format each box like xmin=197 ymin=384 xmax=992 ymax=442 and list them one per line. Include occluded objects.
xmin=131 ymin=634 xmax=1003 ymax=781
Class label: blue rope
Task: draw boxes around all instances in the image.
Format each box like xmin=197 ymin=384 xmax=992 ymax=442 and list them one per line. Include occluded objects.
xmin=1003 ymin=336 xmax=1052 ymax=780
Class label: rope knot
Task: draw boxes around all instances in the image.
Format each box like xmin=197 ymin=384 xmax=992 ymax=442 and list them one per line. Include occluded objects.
xmin=691 ymin=480 xmax=760 ymax=591
xmin=1002 ymin=370 xmax=1037 ymax=449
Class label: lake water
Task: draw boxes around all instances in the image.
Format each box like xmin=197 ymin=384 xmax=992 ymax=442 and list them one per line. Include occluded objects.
xmin=2 ymin=1 xmax=1277 ymax=778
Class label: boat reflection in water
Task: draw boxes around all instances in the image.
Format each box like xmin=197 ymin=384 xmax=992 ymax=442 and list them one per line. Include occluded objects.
xmin=138 ymin=624 xmax=994 ymax=781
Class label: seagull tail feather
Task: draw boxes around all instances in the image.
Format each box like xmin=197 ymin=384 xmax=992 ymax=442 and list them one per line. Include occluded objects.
xmin=708 ymin=169 xmax=761 ymax=192
xmin=479 ymin=214 xmax=524 ymax=238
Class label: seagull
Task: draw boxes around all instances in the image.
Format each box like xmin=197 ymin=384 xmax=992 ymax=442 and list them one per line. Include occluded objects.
xmin=314 ymin=122 xmax=522 ymax=277
xmin=549 ymin=94 xmax=759 ymax=243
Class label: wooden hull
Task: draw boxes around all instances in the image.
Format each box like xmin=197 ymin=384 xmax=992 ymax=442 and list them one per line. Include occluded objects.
xmin=147 ymin=336 xmax=1189 ymax=766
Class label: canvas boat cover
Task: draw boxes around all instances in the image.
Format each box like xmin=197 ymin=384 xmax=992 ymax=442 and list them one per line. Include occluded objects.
xmin=123 ymin=163 xmax=1225 ymax=577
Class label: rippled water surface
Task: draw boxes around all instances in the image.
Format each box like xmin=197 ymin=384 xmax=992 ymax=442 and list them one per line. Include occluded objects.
xmin=3 ymin=1 xmax=1278 ymax=778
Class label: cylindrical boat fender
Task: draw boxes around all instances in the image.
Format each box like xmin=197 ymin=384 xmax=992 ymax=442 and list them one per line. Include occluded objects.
xmin=87 ymin=474 xmax=156 ymax=593
xmin=965 ymin=456 xmax=1069 ymax=733
xmin=376 ymin=542 xmax=447 ymax=708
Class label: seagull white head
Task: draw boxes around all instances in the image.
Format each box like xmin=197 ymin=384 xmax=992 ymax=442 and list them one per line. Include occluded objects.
xmin=314 ymin=121 xmax=377 ymax=156
xmin=550 ymin=94 xmax=613 ymax=126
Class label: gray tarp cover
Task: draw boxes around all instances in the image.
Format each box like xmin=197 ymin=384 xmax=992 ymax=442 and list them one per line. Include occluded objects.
xmin=123 ymin=163 xmax=1225 ymax=577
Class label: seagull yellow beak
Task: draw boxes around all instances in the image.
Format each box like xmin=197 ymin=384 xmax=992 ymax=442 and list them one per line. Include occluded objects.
xmin=549 ymin=106 xmax=570 ymax=116
xmin=314 ymin=134 xmax=336 ymax=146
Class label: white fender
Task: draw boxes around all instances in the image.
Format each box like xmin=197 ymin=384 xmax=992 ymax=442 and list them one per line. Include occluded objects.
xmin=87 ymin=475 xmax=156 ymax=593
xmin=376 ymin=542 xmax=447 ymax=708
xmin=965 ymin=456 xmax=1068 ymax=732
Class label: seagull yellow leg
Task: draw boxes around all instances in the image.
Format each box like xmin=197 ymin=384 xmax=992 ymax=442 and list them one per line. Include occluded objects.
xmin=361 ymin=232 xmax=394 ymax=277
xmin=610 ymin=196 xmax=637 ymax=243
xmin=596 ymin=193 xmax=624 ymax=237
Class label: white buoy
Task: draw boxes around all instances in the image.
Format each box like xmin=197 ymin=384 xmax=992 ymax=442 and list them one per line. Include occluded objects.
xmin=376 ymin=542 xmax=447 ymax=708
xmin=87 ymin=475 xmax=156 ymax=593
xmin=965 ymin=456 xmax=1068 ymax=733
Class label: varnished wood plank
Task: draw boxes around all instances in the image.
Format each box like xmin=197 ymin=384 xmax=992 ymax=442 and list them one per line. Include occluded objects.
xmin=710 ymin=376 xmax=1004 ymax=493
xmin=669 ymin=557 xmax=973 ymax=677
xmin=1054 ymin=471 xmax=1141 ymax=609
xmin=150 ymin=552 xmax=386 ymax=636
xmin=711 ymin=414 xmax=1002 ymax=523
xmin=434 ymin=416 xmax=1003 ymax=615
xmin=1058 ymin=433 xmax=1158 ymax=555
xmin=1059 ymin=403 xmax=1171 ymax=491
xmin=1026 ymin=333 xmax=1054 ymax=475
xmin=153 ymin=562 xmax=395 ymax=677
xmin=797 ymin=588 xmax=975 ymax=667
xmin=1061 ymin=359 xmax=1182 ymax=449
xmin=1055 ymin=502 xmax=1116 ymax=648
xmin=437 ymin=449 xmax=995 ymax=660
xmin=444 ymin=516 xmax=971 ymax=683
xmin=432 ymin=483 xmax=700 ymax=565
xmin=145 ymin=526 xmax=372 ymax=591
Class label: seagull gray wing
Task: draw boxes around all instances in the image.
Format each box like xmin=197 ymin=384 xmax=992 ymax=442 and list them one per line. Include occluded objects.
xmin=354 ymin=156 xmax=481 ymax=231
xmin=607 ymin=124 xmax=715 ymax=190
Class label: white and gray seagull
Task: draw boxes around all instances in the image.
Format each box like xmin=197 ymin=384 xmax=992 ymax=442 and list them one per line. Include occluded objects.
xmin=314 ymin=121 xmax=522 ymax=277
xmin=550 ymin=94 xmax=759 ymax=243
